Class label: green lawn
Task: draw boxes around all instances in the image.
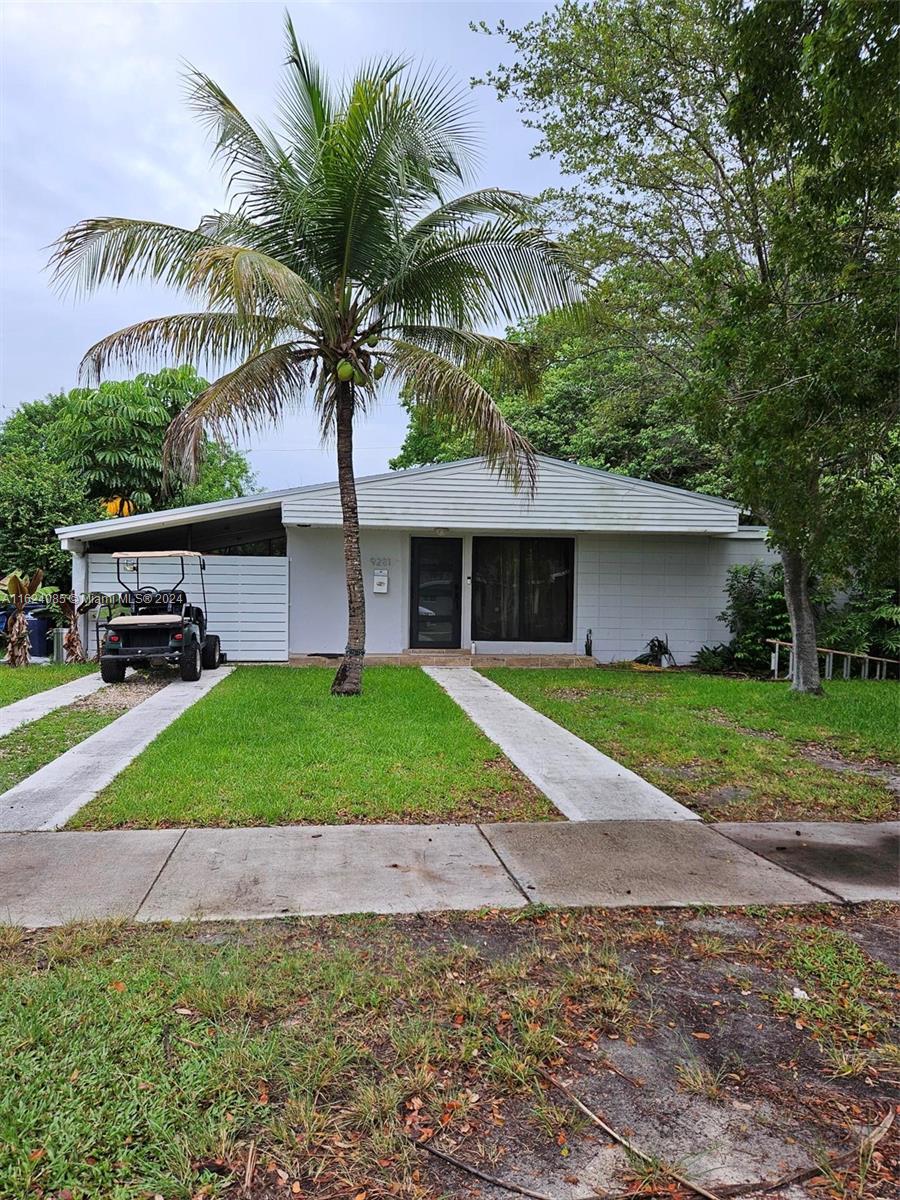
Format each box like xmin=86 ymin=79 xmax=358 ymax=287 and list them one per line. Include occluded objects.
xmin=483 ymin=667 xmax=899 ymax=821
xmin=70 ymin=666 xmax=554 ymax=829
xmin=0 ymin=708 xmax=119 ymax=793
xmin=0 ymin=664 xmax=95 ymax=707
xmin=1 ymin=907 xmax=895 ymax=1199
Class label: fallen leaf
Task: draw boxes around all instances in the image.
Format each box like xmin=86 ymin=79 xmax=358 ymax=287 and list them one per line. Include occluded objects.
xmin=109 ymin=980 xmax=126 ymax=993
xmin=692 ymin=1032 xmax=711 ymax=1040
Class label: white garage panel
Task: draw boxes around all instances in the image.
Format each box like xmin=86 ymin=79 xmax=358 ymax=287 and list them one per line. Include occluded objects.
xmin=86 ymin=554 xmax=289 ymax=662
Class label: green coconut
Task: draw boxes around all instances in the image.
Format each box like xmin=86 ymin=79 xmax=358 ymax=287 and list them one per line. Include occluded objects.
xmin=366 ymin=334 xmax=378 ymax=347
xmin=352 ymin=367 xmax=366 ymax=385
xmin=336 ymin=359 xmax=354 ymax=382
xmin=373 ymin=361 xmax=386 ymax=380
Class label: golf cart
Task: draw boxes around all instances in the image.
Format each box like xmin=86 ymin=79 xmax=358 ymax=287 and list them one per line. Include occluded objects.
xmin=98 ymin=551 xmax=225 ymax=683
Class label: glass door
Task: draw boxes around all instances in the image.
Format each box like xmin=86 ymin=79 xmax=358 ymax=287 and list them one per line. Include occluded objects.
xmin=409 ymin=537 xmax=462 ymax=648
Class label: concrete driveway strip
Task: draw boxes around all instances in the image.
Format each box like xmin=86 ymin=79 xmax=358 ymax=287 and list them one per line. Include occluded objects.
xmin=715 ymin=822 xmax=900 ymax=902
xmin=136 ymin=824 xmax=526 ymax=922
xmin=0 ymin=830 xmax=184 ymax=927
xmin=0 ymin=666 xmax=234 ymax=832
xmin=425 ymin=667 xmax=697 ymax=822
xmin=0 ymin=671 xmax=114 ymax=739
xmin=481 ymin=821 xmax=834 ymax=907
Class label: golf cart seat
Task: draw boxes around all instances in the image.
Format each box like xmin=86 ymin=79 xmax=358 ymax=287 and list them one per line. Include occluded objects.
xmin=107 ymin=614 xmax=183 ymax=627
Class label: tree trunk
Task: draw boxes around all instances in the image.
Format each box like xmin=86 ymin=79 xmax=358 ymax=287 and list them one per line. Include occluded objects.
xmin=331 ymin=383 xmax=366 ymax=696
xmin=780 ymin=546 xmax=823 ymax=695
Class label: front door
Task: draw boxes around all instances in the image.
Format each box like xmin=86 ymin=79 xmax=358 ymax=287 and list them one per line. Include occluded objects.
xmin=409 ymin=537 xmax=462 ymax=648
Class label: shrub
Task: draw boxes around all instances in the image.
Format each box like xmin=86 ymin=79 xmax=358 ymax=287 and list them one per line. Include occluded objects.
xmin=691 ymin=643 xmax=734 ymax=672
xmin=719 ymin=562 xmax=792 ymax=671
xmin=818 ymin=588 xmax=900 ymax=660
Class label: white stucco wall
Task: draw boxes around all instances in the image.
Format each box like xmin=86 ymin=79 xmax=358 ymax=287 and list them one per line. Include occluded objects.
xmin=576 ymin=530 xmax=777 ymax=662
xmin=287 ymin=527 xmax=775 ymax=660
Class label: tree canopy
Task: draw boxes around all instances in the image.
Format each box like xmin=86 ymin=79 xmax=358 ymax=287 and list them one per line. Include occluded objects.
xmin=475 ymin=0 xmax=898 ymax=691
xmin=0 ymin=364 xmax=255 ymax=584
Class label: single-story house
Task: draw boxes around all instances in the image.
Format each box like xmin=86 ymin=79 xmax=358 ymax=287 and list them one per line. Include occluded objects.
xmin=56 ymin=455 xmax=773 ymax=663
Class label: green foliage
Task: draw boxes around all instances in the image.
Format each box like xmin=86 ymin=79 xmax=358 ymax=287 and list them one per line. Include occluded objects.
xmin=49 ymin=365 xmax=254 ymax=511
xmin=0 ymin=367 xmax=255 ymax=587
xmin=818 ymin=590 xmax=900 ymax=660
xmin=0 ymin=452 xmax=94 ymax=585
xmin=393 ymin=304 xmax=731 ymax=496
xmin=477 ymin=0 xmax=898 ymax=692
xmin=691 ymin=643 xmax=734 ymax=673
xmin=49 ymin=17 xmax=580 ymax=489
xmin=719 ymin=563 xmax=791 ymax=671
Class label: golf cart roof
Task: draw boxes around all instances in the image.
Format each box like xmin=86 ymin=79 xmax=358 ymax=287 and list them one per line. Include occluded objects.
xmin=111 ymin=550 xmax=204 ymax=559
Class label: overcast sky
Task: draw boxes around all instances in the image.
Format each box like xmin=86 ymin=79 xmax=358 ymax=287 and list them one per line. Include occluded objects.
xmin=0 ymin=1 xmax=560 ymax=490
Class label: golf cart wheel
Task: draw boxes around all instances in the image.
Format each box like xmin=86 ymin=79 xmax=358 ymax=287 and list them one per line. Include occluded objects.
xmin=100 ymin=659 xmax=127 ymax=684
xmin=180 ymin=642 xmax=202 ymax=682
xmin=201 ymin=634 xmax=221 ymax=670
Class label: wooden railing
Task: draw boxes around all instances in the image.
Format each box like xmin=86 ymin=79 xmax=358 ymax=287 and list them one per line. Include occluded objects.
xmin=767 ymin=638 xmax=898 ymax=681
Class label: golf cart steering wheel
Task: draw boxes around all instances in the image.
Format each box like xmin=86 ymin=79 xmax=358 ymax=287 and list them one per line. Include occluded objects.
xmin=134 ymin=586 xmax=161 ymax=606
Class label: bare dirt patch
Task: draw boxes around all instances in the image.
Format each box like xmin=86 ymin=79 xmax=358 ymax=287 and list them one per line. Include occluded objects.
xmin=70 ymin=671 xmax=169 ymax=714
xmin=801 ymin=745 xmax=900 ymax=800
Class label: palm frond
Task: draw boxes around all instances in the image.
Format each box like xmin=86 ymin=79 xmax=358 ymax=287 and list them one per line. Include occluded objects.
xmin=164 ymin=342 xmax=313 ymax=478
xmin=384 ymin=218 xmax=584 ymax=325
xmin=279 ymin=15 xmax=333 ymax=176
xmin=385 ymin=339 xmax=536 ymax=489
xmin=388 ymin=325 xmax=541 ymax=396
xmin=407 ymin=188 xmax=539 ymax=236
xmin=79 ymin=312 xmax=286 ymax=383
xmin=184 ymin=65 xmax=294 ymax=199
xmin=188 ymin=244 xmax=328 ymax=329
xmin=48 ymin=217 xmax=213 ymax=297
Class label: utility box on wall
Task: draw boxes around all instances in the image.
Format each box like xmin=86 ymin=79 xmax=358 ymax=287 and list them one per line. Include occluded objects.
xmin=373 ymin=568 xmax=389 ymax=594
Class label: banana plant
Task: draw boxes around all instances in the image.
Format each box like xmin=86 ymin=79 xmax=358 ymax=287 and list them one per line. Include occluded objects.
xmin=1 ymin=570 xmax=48 ymax=667
xmin=58 ymin=595 xmax=99 ymax=664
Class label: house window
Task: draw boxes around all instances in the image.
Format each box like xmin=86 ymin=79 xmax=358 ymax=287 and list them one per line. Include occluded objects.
xmin=472 ymin=537 xmax=574 ymax=642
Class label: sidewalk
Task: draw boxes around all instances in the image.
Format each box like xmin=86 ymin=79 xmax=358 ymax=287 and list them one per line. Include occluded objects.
xmin=1 ymin=820 xmax=895 ymax=928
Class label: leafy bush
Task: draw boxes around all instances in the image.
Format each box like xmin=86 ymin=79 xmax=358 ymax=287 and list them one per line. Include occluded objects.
xmin=818 ymin=588 xmax=900 ymax=660
xmin=691 ymin=643 xmax=734 ymax=672
xmin=706 ymin=563 xmax=899 ymax=676
xmin=719 ymin=562 xmax=792 ymax=671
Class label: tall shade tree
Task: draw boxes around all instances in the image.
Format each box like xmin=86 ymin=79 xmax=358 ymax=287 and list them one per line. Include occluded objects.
xmin=477 ymin=0 xmax=897 ymax=694
xmin=50 ymin=16 xmax=580 ymax=694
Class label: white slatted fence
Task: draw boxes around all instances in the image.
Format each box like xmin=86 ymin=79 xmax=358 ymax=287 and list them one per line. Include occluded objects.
xmin=86 ymin=554 xmax=289 ymax=662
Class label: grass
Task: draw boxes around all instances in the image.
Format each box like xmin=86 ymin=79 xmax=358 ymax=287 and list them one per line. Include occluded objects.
xmin=0 ymin=707 xmax=119 ymax=793
xmin=0 ymin=913 xmax=633 ymax=1199
xmin=70 ymin=666 xmax=555 ymax=829
xmin=482 ymin=667 xmax=899 ymax=821
xmin=0 ymin=663 xmax=95 ymax=708
xmin=1 ymin=906 xmax=895 ymax=1200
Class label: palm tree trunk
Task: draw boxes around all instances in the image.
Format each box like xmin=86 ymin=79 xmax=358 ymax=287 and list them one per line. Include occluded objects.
xmin=780 ymin=545 xmax=823 ymax=695
xmin=331 ymin=382 xmax=366 ymax=696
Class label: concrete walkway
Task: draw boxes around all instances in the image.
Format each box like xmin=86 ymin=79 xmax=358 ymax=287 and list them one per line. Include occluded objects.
xmin=3 ymin=819 xmax=894 ymax=928
xmin=0 ymin=670 xmax=115 ymax=739
xmin=0 ymin=667 xmax=234 ymax=832
xmin=425 ymin=666 xmax=697 ymax=821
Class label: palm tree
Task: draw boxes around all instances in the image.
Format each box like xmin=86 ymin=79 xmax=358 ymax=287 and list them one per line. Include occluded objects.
xmin=50 ymin=15 xmax=581 ymax=694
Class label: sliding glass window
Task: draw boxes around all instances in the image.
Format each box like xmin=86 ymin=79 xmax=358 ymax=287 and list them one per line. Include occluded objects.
xmin=472 ymin=537 xmax=574 ymax=642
